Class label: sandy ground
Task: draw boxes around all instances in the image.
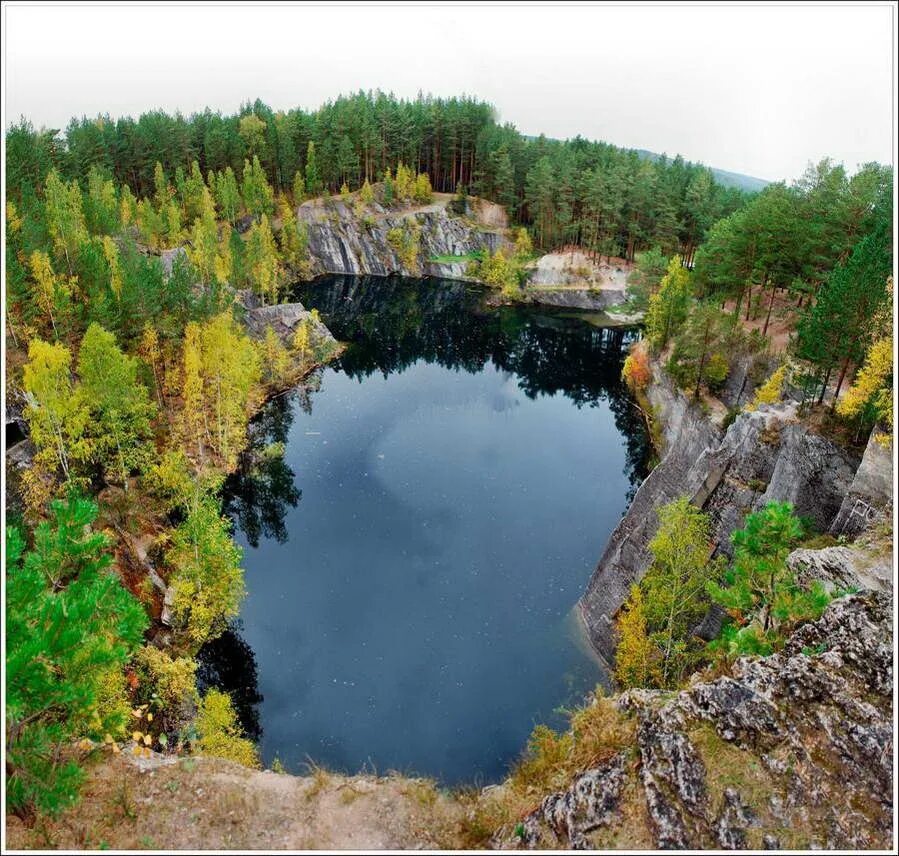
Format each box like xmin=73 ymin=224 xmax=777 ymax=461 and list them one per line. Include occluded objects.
xmin=6 ymin=751 xmax=465 ymax=851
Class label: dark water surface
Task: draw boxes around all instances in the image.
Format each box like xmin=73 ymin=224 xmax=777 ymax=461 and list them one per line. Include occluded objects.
xmin=207 ymin=275 xmax=648 ymax=785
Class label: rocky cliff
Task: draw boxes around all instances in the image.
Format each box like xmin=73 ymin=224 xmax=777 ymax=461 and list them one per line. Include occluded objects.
xmin=579 ymin=364 xmax=868 ymax=666
xmin=298 ymin=194 xmax=508 ymax=280
xmin=502 ymin=588 xmax=893 ymax=850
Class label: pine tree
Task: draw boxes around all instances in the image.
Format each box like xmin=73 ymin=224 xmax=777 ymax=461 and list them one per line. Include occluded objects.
xmin=304 ymin=142 xmax=322 ymax=197
xmin=6 ymin=497 xmax=147 ymax=817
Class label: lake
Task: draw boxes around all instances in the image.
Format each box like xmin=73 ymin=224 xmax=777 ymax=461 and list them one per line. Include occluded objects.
xmin=201 ymin=275 xmax=648 ymax=785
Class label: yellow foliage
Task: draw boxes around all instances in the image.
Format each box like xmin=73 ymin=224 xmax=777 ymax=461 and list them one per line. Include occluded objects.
xmin=195 ymin=689 xmax=260 ymax=768
xmin=101 ymin=236 xmax=123 ymax=299
xmin=86 ymin=665 xmax=132 ymax=740
xmin=837 ymin=336 xmax=892 ymax=435
xmin=7 ymin=201 xmax=22 ymax=233
xmin=134 ymin=645 xmax=198 ymax=713
xmin=614 ymin=586 xmax=661 ymax=689
xmin=746 ymin=364 xmax=786 ymax=412
xmin=143 ymin=448 xmax=196 ymax=511
xmin=259 ymin=326 xmax=290 ymax=384
xmin=514 ymin=227 xmax=533 ymax=258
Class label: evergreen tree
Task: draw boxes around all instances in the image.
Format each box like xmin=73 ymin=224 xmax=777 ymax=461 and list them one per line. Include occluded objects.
xmin=6 ymin=496 xmax=147 ymax=817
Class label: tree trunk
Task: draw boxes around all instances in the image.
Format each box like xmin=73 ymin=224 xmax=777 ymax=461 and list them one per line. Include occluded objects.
xmin=762 ymin=279 xmax=777 ymax=336
xmin=832 ymin=355 xmax=852 ymax=406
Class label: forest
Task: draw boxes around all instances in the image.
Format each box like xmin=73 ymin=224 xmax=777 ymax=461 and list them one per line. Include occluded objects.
xmin=7 ymin=91 xmax=749 ymax=261
xmin=3 ymin=90 xmax=894 ymax=823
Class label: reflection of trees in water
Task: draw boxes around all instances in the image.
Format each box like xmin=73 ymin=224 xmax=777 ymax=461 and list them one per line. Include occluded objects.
xmin=223 ymin=392 xmax=302 ymax=548
xmin=196 ymin=624 xmax=263 ymax=741
xmin=295 ymin=275 xmax=651 ymax=488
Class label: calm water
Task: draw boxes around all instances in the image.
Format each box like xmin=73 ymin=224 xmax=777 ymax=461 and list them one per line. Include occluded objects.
xmin=203 ymin=275 xmax=648 ymax=785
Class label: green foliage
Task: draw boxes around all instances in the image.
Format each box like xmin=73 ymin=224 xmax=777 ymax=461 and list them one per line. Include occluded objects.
xmin=22 ymin=338 xmax=92 ymax=499
xmin=707 ymin=502 xmax=829 ymax=659
xmin=642 ymin=497 xmax=722 ymax=686
xmin=77 ymin=323 xmax=156 ymax=488
xmin=166 ymin=494 xmax=245 ymax=647
xmin=644 ymin=256 xmax=692 ymax=351
xmin=5 ymin=496 xmax=147 ymax=817
xmin=626 ymin=247 xmax=669 ymax=310
xmin=245 ymin=214 xmax=282 ymax=304
xmin=665 ymin=301 xmax=734 ymax=396
xmin=195 ymin=689 xmax=260 ymax=768
xmin=241 ymin=155 xmax=274 ymax=218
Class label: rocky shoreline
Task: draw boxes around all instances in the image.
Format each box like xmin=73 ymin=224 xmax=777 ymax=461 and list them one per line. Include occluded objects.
xmin=578 ymin=361 xmax=892 ymax=668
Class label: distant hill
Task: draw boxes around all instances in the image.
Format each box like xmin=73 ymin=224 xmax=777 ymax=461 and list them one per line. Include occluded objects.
xmin=635 ymin=149 xmax=770 ymax=193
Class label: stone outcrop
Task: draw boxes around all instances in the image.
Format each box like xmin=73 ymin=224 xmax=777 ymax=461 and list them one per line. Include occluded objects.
xmin=523 ymin=251 xmax=630 ymax=311
xmin=502 ymin=590 xmax=893 ymax=850
xmin=579 ymin=365 xmax=865 ymax=667
xmin=298 ymin=195 xmax=507 ymax=279
xmin=237 ymin=290 xmax=337 ymax=350
xmin=830 ymin=429 xmax=893 ymax=538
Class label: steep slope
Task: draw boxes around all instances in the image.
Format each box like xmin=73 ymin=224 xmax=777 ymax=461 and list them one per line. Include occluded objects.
xmin=499 ymin=589 xmax=892 ymax=850
xmin=298 ymin=193 xmax=508 ymax=279
xmin=580 ymin=364 xmax=867 ymax=666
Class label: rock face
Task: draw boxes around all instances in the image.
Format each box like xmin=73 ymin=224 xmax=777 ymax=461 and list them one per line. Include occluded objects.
xmin=238 ymin=291 xmax=337 ymax=350
xmin=298 ymin=196 xmax=507 ymax=280
xmin=830 ymin=429 xmax=893 ymax=538
xmin=579 ymin=365 xmax=863 ymax=666
xmin=522 ymin=288 xmax=623 ymax=311
xmin=504 ymin=591 xmax=893 ymax=850
xmin=524 ymin=251 xmax=630 ymax=310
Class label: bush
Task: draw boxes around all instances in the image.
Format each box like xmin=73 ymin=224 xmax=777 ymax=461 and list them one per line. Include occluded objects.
xmin=195 ymin=689 xmax=260 ymax=768
xmin=622 ymin=342 xmax=651 ymax=393
xmin=5 ymin=496 xmax=147 ymax=818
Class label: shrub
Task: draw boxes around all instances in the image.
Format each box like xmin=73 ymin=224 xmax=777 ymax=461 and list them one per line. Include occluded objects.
xmin=166 ymin=495 xmax=245 ymax=648
xmin=195 ymin=689 xmax=260 ymax=768
xmin=622 ymin=342 xmax=651 ymax=393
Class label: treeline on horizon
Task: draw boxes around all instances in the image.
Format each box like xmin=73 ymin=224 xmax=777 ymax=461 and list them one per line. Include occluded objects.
xmin=7 ymin=91 xmax=750 ymax=259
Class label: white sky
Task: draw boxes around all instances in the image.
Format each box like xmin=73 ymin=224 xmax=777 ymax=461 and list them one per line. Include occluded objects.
xmin=3 ymin=2 xmax=895 ymax=182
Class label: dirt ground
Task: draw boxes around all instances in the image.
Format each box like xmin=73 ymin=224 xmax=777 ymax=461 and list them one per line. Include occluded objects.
xmin=5 ymin=752 xmax=465 ymax=851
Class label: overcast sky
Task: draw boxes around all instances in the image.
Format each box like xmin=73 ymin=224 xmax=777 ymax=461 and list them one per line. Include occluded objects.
xmin=4 ymin=3 xmax=894 ymax=182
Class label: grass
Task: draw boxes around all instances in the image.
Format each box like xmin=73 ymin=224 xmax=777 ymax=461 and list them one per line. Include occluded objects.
xmin=452 ymin=691 xmax=638 ymax=848
xmin=427 ymin=251 xmax=484 ymax=264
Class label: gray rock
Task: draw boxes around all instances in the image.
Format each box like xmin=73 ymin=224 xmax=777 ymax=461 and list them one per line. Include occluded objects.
xmin=788 ymin=544 xmax=892 ymax=594
xmin=240 ymin=298 xmax=337 ymax=350
xmin=579 ymin=365 xmax=863 ymax=667
xmin=830 ymin=430 xmax=893 ymax=537
xmin=504 ymin=592 xmax=892 ymax=850
xmin=298 ymin=198 xmax=507 ymax=280
xmin=522 ymin=288 xmax=625 ymax=311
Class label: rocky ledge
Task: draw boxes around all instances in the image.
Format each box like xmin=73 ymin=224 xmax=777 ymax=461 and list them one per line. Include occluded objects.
xmin=579 ymin=364 xmax=874 ymax=666
xmin=298 ymin=194 xmax=508 ymax=280
xmin=502 ymin=589 xmax=893 ymax=850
